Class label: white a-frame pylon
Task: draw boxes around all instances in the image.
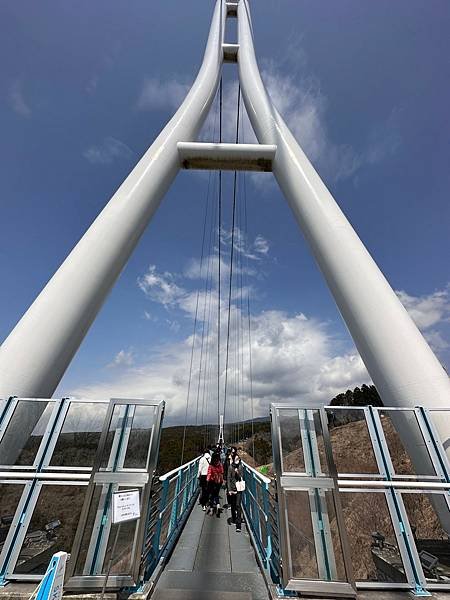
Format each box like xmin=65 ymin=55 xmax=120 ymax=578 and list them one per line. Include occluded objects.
xmin=0 ymin=1 xmax=449 ymax=440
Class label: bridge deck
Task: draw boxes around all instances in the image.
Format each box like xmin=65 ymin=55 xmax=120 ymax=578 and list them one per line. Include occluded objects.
xmin=152 ymin=495 xmax=269 ymax=600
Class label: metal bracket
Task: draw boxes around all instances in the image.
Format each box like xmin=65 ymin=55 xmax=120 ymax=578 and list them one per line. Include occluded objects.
xmin=413 ymin=585 xmax=432 ymax=597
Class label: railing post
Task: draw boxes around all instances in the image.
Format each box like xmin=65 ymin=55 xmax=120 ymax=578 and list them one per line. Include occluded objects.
xmin=262 ymin=480 xmax=272 ymax=571
xmin=152 ymin=479 xmax=169 ymax=568
xmin=170 ymin=470 xmax=182 ymax=535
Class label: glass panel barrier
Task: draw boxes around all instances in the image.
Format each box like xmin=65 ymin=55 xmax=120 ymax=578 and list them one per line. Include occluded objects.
xmin=101 ymin=487 xmax=143 ymax=575
xmin=378 ymin=410 xmax=437 ymax=479
xmin=326 ymin=408 xmax=380 ymax=476
xmin=14 ymin=484 xmax=87 ymax=575
xmin=0 ymin=401 xmax=55 ymax=467
xmin=123 ymin=405 xmax=156 ymax=469
xmin=402 ymin=491 xmax=450 ymax=584
xmin=285 ymin=490 xmax=318 ymax=579
xmin=0 ymin=484 xmax=26 ymax=548
xmin=428 ymin=410 xmax=450 ymax=468
xmin=0 ymin=399 xmax=7 ymax=421
xmin=340 ymin=490 xmax=407 ymax=583
xmin=49 ymin=402 xmax=109 ymax=469
xmin=279 ymin=409 xmax=304 ymax=473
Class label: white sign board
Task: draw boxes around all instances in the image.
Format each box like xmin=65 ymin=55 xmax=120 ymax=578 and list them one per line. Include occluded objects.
xmin=112 ymin=489 xmax=140 ymax=524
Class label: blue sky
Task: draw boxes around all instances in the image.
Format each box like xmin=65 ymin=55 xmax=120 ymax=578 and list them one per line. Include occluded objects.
xmin=1 ymin=0 xmax=449 ymax=424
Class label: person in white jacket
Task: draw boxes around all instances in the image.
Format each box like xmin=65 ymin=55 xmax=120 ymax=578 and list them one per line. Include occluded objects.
xmin=198 ymin=448 xmax=211 ymax=510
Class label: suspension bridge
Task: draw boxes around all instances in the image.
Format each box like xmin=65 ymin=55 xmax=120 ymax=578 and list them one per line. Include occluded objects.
xmin=0 ymin=1 xmax=449 ymax=599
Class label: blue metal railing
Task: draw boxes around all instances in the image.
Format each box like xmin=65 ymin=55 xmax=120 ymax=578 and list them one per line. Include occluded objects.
xmin=141 ymin=456 xmax=200 ymax=583
xmin=241 ymin=461 xmax=280 ymax=584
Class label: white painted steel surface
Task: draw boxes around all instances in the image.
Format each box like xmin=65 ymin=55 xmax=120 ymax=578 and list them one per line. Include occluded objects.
xmin=0 ymin=0 xmax=225 ymax=398
xmin=237 ymin=1 xmax=450 ymax=426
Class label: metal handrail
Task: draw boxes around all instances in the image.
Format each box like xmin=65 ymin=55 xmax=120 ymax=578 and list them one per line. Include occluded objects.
xmin=241 ymin=461 xmax=280 ymax=584
xmin=141 ymin=456 xmax=201 ymax=582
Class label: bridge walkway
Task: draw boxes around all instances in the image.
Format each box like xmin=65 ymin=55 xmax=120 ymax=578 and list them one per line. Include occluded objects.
xmin=152 ymin=490 xmax=270 ymax=600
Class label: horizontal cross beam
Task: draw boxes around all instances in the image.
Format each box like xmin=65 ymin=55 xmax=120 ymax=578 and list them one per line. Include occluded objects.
xmin=177 ymin=142 xmax=276 ymax=172
xmin=223 ymin=43 xmax=239 ymax=63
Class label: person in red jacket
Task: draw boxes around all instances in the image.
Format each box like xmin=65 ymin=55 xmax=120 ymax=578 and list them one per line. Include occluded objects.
xmin=206 ymin=451 xmax=224 ymax=516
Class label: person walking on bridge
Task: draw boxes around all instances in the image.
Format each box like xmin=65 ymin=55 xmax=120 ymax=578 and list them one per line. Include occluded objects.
xmin=227 ymin=453 xmax=243 ymax=533
xmin=198 ymin=447 xmax=211 ymax=511
xmin=206 ymin=451 xmax=224 ymax=516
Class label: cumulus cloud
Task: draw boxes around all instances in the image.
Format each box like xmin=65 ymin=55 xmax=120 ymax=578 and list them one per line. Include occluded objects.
xmin=107 ymin=349 xmax=135 ymax=368
xmin=71 ymin=277 xmax=450 ymax=424
xmin=9 ymin=80 xmax=31 ymax=118
xmin=70 ymin=305 xmax=370 ymax=424
xmin=259 ymin=64 xmax=401 ymax=183
xmin=138 ymin=265 xmax=186 ymax=308
xmin=69 ymin=249 xmax=375 ymax=424
xmin=397 ymin=284 xmax=450 ymax=351
xmin=253 ymin=235 xmax=269 ymax=256
xmin=136 ymin=77 xmax=190 ymax=111
xmin=83 ymin=137 xmax=134 ymax=165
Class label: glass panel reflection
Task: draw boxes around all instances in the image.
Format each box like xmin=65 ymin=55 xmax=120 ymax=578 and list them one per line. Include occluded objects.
xmin=279 ymin=410 xmax=304 ymax=473
xmin=0 ymin=401 xmax=54 ymax=467
xmin=15 ymin=485 xmax=86 ymax=575
xmin=0 ymin=484 xmax=25 ymax=547
xmin=102 ymin=486 xmax=142 ymax=575
xmin=379 ymin=411 xmax=436 ymax=478
xmin=50 ymin=403 xmax=109 ymax=468
xmin=75 ymin=485 xmax=103 ymax=575
xmin=101 ymin=405 xmax=126 ymax=470
xmin=308 ymin=410 xmax=329 ymax=476
xmin=326 ymin=408 xmax=379 ymax=475
xmin=0 ymin=399 xmax=7 ymax=421
xmin=123 ymin=405 xmax=156 ymax=469
xmin=340 ymin=491 xmax=407 ymax=582
xmin=285 ymin=490 xmax=318 ymax=579
xmin=403 ymin=492 xmax=450 ymax=583
xmin=74 ymin=484 xmax=141 ymax=577
xmin=428 ymin=410 xmax=450 ymax=466
xmin=323 ymin=490 xmax=346 ymax=581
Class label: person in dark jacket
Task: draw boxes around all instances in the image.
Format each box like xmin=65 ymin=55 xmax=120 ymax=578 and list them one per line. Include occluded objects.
xmin=206 ymin=452 xmax=224 ymax=516
xmin=226 ymin=453 xmax=243 ymax=532
xmin=223 ymin=449 xmax=233 ymax=508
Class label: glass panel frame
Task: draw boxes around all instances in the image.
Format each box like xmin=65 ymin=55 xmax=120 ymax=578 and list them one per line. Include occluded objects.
xmin=0 ymin=398 xmax=58 ymax=470
xmin=324 ymin=406 xmax=382 ymax=478
xmin=271 ymin=403 xmax=357 ymax=597
xmin=65 ymin=397 xmax=164 ymax=591
xmin=374 ymin=408 xmax=439 ymax=480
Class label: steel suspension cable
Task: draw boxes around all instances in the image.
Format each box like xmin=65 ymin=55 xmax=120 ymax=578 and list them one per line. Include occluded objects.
xmin=241 ymin=104 xmax=256 ymax=461
xmin=195 ymin=96 xmax=220 ymax=428
xmin=217 ymin=76 xmax=223 ymax=436
xmin=222 ymin=84 xmax=241 ymax=428
xmin=180 ymin=87 xmax=219 ymax=464
xmin=180 ymin=169 xmax=212 ymax=465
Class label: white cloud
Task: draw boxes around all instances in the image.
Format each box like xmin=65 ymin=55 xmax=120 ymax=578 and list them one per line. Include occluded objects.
xmin=9 ymin=80 xmax=31 ymax=118
xmin=69 ymin=251 xmax=374 ymax=424
xmin=138 ymin=265 xmax=186 ymax=308
xmin=396 ymin=285 xmax=450 ymax=352
xmin=260 ymin=64 xmax=401 ymax=183
xmin=70 ymin=306 xmax=371 ymax=424
xmin=136 ymin=77 xmax=190 ymax=111
xmin=107 ymin=349 xmax=134 ymax=368
xmin=253 ymin=235 xmax=269 ymax=256
xmin=83 ymin=137 xmax=134 ymax=165
xmin=396 ymin=286 xmax=450 ymax=330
